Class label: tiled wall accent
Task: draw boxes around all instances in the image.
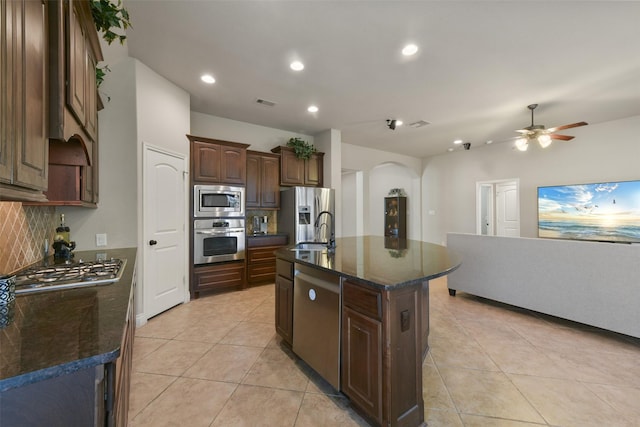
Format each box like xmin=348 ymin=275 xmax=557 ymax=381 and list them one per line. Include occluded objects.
xmin=0 ymin=203 xmax=57 ymax=276
xmin=246 ymin=210 xmax=278 ymax=234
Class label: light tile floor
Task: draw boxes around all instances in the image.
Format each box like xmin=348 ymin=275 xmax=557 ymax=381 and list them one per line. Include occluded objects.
xmin=129 ymin=277 xmax=640 ymax=426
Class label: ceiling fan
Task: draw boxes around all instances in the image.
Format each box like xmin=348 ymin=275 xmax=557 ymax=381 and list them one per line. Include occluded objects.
xmin=514 ymin=104 xmax=588 ymax=151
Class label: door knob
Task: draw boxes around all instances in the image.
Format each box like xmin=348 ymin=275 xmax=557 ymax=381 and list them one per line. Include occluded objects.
xmin=149 ymin=240 xmax=158 ymax=246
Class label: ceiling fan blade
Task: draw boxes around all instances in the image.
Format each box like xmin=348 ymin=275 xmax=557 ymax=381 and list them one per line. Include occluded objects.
xmin=549 ymin=134 xmax=575 ymax=141
xmin=547 ymin=121 xmax=588 ymax=133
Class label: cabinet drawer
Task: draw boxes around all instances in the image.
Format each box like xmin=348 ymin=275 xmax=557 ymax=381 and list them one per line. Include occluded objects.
xmin=247 ymin=235 xmax=288 ymax=248
xmin=193 ymin=262 xmax=245 ymax=294
xmin=276 ymin=259 xmax=294 ymax=280
xmin=247 ymin=247 xmax=277 ymax=263
xmin=343 ymin=280 xmax=382 ymax=321
xmin=247 ymin=263 xmax=277 ymax=283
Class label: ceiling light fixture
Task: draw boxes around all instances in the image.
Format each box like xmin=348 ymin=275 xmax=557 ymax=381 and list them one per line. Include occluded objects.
xmin=307 ymin=105 xmax=318 ymax=113
xmin=515 ymin=133 xmax=553 ymax=152
xmin=200 ymin=74 xmax=215 ymax=84
xmin=402 ymin=44 xmax=418 ymax=56
xmin=514 ymin=104 xmax=588 ymax=152
xmin=453 ymin=139 xmax=463 ymax=145
xmin=290 ymin=61 xmax=304 ymax=71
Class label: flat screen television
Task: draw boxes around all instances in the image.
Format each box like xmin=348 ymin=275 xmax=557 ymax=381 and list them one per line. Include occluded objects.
xmin=538 ymin=179 xmax=640 ymax=243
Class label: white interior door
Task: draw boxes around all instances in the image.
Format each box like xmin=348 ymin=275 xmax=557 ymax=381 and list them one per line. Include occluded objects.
xmin=143 ymin=144 xmax=187 ymax=319
xmin=479 ymin=184 xmax=494 ymax=235
xmin=496 ymin=182 xmax=520 ymax=237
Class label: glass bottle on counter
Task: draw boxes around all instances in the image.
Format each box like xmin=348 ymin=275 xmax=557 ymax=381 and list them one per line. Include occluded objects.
xmin=55 ymin=214 xmax=71 ymax=242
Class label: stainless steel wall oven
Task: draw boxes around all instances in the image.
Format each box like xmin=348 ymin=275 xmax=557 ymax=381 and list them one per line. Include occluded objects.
xmin=193 ymin=218 xmax=245 ymax=264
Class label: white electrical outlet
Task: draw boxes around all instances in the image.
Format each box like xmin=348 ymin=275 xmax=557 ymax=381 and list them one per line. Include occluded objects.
xmin=96 ymin=233 xmax=107 ymax=247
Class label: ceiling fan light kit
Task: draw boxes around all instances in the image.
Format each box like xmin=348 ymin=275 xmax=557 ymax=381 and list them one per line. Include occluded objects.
xmin=514 ymin=104 xmax=588 ymax=151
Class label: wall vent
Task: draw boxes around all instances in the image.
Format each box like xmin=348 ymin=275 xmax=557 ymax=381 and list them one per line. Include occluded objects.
xmin=256 ymin=98 xmax=276 ymax=107
xmin=408 ymin=120 xmax=430 ymax=128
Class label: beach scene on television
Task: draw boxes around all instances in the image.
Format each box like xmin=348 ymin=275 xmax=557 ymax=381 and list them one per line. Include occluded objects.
xmin=538 ymin=180 xmax=640 ymax=243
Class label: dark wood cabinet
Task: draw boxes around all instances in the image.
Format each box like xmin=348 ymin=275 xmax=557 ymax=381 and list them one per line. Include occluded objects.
xmin=17 ymin=0 xmax=103 ymax=207
xmin=192 ymin=261 xmax=245 ymax=298
xmin=105 ymin=278 xmax=135 ymax=426
xmin=341 ymin=278 xmax=425 ymax=427
xmin=49 ymin=0 xmax=102 ymax=144
xmin=275 ymin=258 xmax=294 ymax=344
xmin=0 ymin=0 xmax=49 ymax=202
xmin=189 ymin=135 xmax=249 ymax=185
xmin=304 ymin=152 xmax=323 ymax=186
xmin=246 ymin=150 xmax=280 ymax=209
xmin=384 ymin=196 xmax=407 ymax=238
xmin=246 ymin=234 xmax=288 ymax=285
xmin=342 ymin=280 xmax=383 ymax=425
xmin=271 ymin=146 xmax=324 ymax=187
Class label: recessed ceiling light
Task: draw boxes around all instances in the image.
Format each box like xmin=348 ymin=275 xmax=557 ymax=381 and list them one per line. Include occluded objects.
xmin=395 ymin=120 xmax=403 ymax=127
xmin=485 ymin=140 xmax=493 ymax=145
xmin=201 ymin=74 xmax=215 ymax=84
xmin=307 ymin=105 xmax=318 ymax=113
xmin=402 ymin=44 xmax=419 ymax=56
xmin=290 ymin=61 xmax=304 ymax=71
xmin=447 ymin=148 xmax=454 ymax=152
xmin=453 ymin=139 xmax=463 ymax=144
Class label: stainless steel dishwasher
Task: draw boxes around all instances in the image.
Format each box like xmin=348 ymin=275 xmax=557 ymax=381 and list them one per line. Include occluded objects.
xmin=293 ymin=263 xmax=341 ymax=390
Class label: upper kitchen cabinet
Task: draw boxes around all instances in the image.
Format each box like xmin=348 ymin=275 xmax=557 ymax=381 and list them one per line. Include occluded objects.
xmin=0 ymin=0 xmax=49 ymax=202
xmin=246 ymin=150 xmax=280 ymax=209
xmin=30 ymin=0 xmax=103 ymax=207
xmin=188 ymin=135 xmax=249 ymax=185
xmin=271 ymin=146 xmax=323 ymax=187
xmin=48 ymin=0 xmax=103 ymax=144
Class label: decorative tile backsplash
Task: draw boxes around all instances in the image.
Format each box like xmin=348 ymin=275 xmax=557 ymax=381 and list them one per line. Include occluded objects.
xmin=246 ymin=210 xmax=278 ymax=234
xmin=0 ymin=203 xmax=57 ymax=276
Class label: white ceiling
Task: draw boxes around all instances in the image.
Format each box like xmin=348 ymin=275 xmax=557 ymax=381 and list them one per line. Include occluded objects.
xmin=124 ymin=1 xmax=640 ymax=158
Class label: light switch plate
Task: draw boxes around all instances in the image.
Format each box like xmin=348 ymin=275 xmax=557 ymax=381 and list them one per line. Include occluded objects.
xmin=96 ymin=233 xmax=107 ymax=247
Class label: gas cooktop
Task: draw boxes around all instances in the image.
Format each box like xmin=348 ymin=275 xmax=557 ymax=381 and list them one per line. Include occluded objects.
xmin=14 ymin=258 xmax=127 ymax=294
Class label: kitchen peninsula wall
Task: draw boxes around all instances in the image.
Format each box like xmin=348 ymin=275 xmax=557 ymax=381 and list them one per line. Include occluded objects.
xmin=0 ymin=203 xmax=57 ymax=275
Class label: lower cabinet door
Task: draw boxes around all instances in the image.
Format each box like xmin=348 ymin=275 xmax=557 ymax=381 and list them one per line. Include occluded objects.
xmin=341 ymin=306 xmax=383 ymax=425
xmin=275 ymin=274 xmax=293 ymax=344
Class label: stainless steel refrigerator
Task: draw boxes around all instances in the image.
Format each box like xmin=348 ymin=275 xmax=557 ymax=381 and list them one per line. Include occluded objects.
xmin=278 ymin=187 xmax=335 ymax=244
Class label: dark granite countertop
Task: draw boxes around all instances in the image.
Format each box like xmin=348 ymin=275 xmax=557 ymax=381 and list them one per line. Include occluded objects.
xmin=0 ymin=247 xmax=137 ymax=392
xmin=276 ymin=236 xmax=461 ymax=290
xmin=247 ymin=232 xmax=288 ymax=238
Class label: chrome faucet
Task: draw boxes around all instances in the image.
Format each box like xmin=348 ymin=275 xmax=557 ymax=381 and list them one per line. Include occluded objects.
xmin=314 ymin=210 xmax=335 ymax=248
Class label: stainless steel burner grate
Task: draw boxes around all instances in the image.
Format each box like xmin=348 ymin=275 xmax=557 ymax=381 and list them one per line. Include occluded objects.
xmin=14 ymin=259 xmax=127 ymax=294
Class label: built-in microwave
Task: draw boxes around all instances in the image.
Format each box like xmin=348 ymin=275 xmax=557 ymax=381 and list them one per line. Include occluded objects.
xmin=194 ymin=185 xmax=245 ymax=218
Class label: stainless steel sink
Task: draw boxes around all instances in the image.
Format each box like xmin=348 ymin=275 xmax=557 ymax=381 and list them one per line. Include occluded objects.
xmin=290 ymin=242 xmax=329 ymax=251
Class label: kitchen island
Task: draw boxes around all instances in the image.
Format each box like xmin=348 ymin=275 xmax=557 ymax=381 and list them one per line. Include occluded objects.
xmin=274 ymin=236 xmax=461 ymax=427
xmin=0 ymin=248 xmax=137 ymax=426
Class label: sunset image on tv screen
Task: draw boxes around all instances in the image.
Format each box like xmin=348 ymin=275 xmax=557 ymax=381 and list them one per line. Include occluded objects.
xmin=538 ymin=180 xmax=640 ymax=243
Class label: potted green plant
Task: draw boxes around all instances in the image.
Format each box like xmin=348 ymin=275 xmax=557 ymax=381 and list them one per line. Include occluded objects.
xmin=90 ymin=0 xmax=132 ymax=86
xmin=287 ymin=137 xmax=317 ymax=160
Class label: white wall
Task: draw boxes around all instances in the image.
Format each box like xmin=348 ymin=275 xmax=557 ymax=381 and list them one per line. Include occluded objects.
xmin=422 ymin=115 xmax=640 ymax=244
xmin=341 ymin=143 xmax=421 ymax=239
xmin=369 ymin=163 xmax=421 ymax=239
xmin=190 ymin=111 xmax=312 ymax=152
xmin=136 ymin=62 xmax=191 ymax=155
xmin=341 ymin=170 xmax=358 ymax=236
xmin=59 ymin=58 xmax=138 ymax=250
xmin=60 ymin=58 xmax=191 ymax=250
